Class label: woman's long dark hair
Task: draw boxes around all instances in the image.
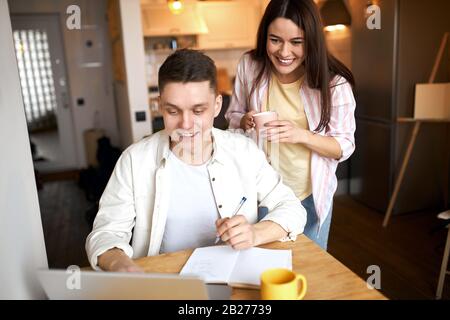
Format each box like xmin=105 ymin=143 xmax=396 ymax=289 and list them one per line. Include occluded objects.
xmin=249 ymin=0 xmax=354 ymax=132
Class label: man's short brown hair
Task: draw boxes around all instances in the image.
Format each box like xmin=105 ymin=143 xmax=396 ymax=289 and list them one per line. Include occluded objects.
xmin=158 ymin=49 xmax=217 ymax=94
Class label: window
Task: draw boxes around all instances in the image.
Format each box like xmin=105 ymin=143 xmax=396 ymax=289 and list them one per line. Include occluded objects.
xmin=14 ymin=29 xmax=57 ymax=131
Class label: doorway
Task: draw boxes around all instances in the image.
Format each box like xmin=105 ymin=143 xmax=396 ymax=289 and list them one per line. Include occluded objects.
xmin=11 ymin=14 xmax=78 ymax=172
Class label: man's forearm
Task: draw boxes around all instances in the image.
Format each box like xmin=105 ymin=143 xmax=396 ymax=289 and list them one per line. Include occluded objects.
xmin=253 ymin=220 xmax=288 ymax=246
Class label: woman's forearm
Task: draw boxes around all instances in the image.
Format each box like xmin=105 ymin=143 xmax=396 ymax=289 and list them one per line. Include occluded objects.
xmin=302 ymin=130 xmax=342 ymax=160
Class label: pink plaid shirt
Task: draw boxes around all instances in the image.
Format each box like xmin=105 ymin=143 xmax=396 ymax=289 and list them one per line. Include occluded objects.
xmin=225 ymin=54 xmax=356 ymax=227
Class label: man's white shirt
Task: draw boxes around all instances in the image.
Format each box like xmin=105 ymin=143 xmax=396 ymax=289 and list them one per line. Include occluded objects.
xmin=86 ymin=128 xmax=307 ymax=270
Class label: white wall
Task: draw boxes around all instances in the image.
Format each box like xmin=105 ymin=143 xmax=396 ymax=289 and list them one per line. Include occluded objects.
xmin=119 ymin=0 xmax=152 ymax=144
xmin=0 ymin=0 xmax=48 ymax=299
xmin=8 ymin=0 xmax=121 ymax=166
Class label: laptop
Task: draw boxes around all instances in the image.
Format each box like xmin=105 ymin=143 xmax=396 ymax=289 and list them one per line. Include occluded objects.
xmin=37 ymin=269 xmax=231 ymax=300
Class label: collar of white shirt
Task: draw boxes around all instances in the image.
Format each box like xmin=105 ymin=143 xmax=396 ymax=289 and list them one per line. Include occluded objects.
xmin=155 ymin=128 xmax=230 ymax=168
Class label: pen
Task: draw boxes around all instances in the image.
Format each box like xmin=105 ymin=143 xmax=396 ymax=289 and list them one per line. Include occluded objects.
xmin=215 ymin=196 xmax=247 ymax=244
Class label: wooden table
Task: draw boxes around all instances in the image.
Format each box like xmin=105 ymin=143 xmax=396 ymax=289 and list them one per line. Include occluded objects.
xmin=134 ymin=235 xmax=387 ymax=300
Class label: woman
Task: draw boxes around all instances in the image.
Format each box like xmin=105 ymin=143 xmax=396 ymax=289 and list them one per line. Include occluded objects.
xmin=225 ymin=0 xmax=356 ymax=250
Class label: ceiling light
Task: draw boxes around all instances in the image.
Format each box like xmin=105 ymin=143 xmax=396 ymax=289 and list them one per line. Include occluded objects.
xmin=320 ymin=0 xmax=351 ymax=29
xmin=168 ymin=0 xmax=184 ymax=15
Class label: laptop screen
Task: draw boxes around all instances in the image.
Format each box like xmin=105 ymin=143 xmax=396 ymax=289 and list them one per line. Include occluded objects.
xmin=38 ymin=269 xmax=214 ymax=300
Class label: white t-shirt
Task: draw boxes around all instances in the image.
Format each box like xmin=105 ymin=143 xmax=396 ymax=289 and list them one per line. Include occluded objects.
xmin=159 ymin=151 xmax=219 ymax=254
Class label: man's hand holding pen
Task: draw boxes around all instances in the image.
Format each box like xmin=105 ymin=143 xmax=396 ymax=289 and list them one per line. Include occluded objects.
xmin=215 ymin=215 xmax=257 ymax=250
xmin=215 ymin=197 xmax=256 ymax=250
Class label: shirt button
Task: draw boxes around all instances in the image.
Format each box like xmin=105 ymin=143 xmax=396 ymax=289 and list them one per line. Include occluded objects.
xmin=218 ymin=204 xmax=222 ymax=208
xmin=212 ymin=177 xmax=215 ymax=181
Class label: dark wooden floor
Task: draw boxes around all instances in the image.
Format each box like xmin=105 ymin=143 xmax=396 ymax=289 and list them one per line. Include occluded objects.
xmin=329 ymin=195 xmax=450 ymax=300
xmin=37 ymin=179 xmax=450 ymax=299
xmin=38 ymin=180 xmax=92 ymax=269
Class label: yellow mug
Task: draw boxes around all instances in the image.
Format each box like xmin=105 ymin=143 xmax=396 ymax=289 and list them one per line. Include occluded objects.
xmin=260 ymin=268 xmax=307 ymax=300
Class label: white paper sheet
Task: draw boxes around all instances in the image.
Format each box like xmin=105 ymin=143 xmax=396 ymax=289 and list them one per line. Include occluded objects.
xmin=229 ymin=247 xmax=292 ymax=286
xmin=180 ymin=246 xmax=239 ymax=283
xmin=180 ymin=245 xmax=292 ymax=286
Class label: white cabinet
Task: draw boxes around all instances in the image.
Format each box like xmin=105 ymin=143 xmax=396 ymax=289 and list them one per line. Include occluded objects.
xmin=141 ymin=3 xmax=208 ymax=36
xmin=197 ymin=0 xmax=260 ymax=50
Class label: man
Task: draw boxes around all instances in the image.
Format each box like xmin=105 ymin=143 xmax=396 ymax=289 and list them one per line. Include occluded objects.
xmin=86 ymin=49 xmax=306 ymax=272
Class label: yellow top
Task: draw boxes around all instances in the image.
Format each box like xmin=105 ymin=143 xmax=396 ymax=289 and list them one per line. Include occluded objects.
xmin=266 ymin=74 xmax=312 ymax=200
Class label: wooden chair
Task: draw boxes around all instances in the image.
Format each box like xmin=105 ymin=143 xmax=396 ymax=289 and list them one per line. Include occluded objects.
xmin=436 ymin=210 xmax=450 ymax=299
